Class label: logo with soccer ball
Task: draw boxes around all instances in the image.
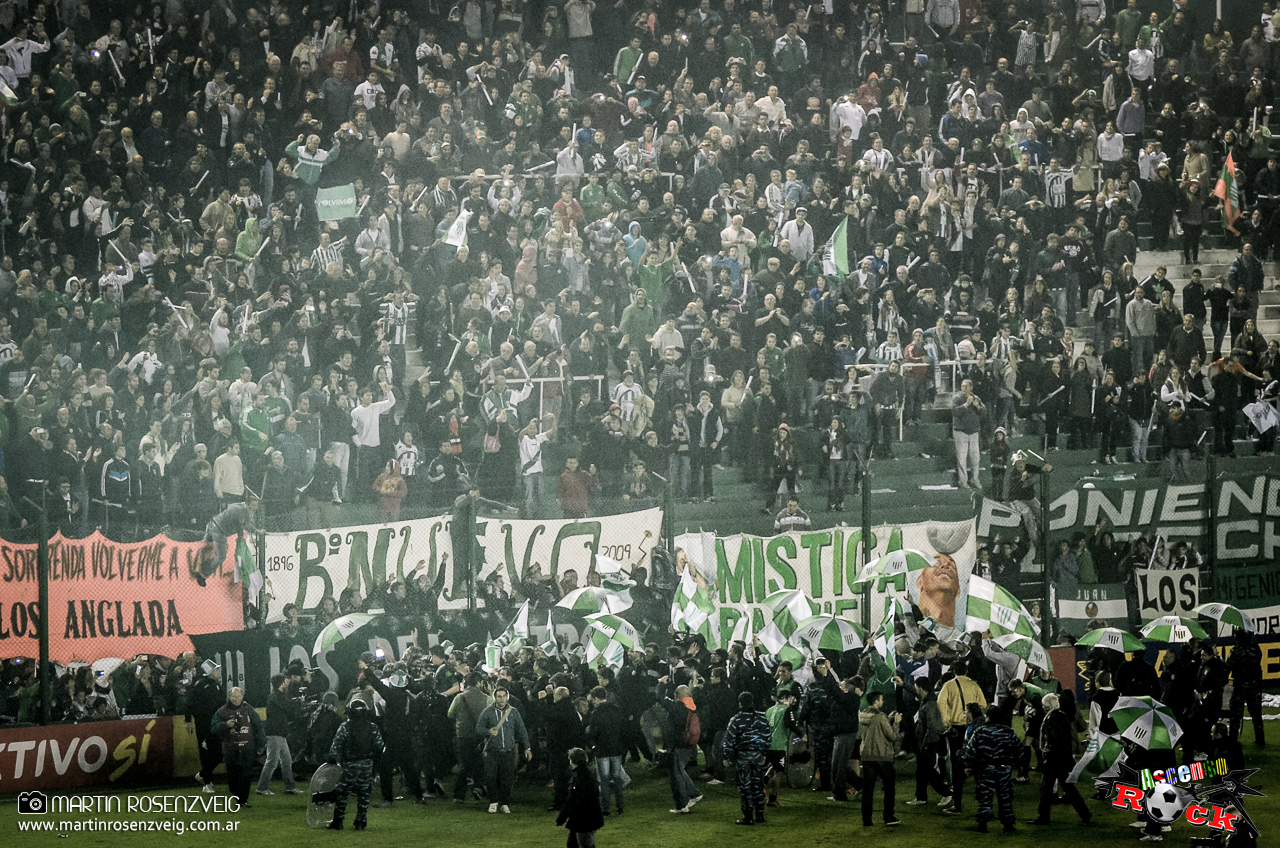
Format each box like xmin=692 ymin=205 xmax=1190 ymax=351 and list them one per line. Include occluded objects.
xmin=1144 ymin=782 xmax=1188 ymax=825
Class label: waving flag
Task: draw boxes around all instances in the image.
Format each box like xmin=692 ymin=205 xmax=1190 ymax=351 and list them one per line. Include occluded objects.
xmin=965 ymin=574 xmax=1039 ymax=637
xmin=233 ymin=534 xmax=262 ymax=599
xmin=1213 ymin=151 xmax=1241 ymax=234
xmin=446 ymin=207 xmax=472 ymax=247
xmin=821 ymin=216 xmax=851 ymax=277
xmin=541 ymin=610 xmax=559 ymax=658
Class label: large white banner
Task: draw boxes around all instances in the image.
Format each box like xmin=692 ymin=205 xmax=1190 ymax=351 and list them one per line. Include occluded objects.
xmin=676 ymin=518 xmax=977 ymax=643
xmin=262 ymin=508 xmax=664 ymax=621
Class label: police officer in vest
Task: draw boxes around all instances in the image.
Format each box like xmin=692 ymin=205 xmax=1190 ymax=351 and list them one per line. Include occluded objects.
xmin=327 ymin=699 xmax=385 ymax=830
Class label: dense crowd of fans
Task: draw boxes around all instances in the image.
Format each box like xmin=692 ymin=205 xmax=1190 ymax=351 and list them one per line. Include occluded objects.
xmin=1 ymin=605 xmax=1266 ymax=839
xmin=0 ymin=0 xmax=1275 ymax=544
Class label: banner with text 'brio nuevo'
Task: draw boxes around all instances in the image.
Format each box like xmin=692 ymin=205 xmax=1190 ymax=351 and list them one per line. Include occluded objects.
xmin=0 ymin=532 xmax=241 ymax=663
xmin=677 ymin=519 xmax=977 ymax=642
xmin=978 ymin=473 xmax=1280 ymax=565
xmin=260 ymin=508 xmax=664 ymax=621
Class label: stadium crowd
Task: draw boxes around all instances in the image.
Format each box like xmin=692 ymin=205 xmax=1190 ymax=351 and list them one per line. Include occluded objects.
xmin=0 ymin=0 xmax=1274 ymax=836
xmin=0 ymin=0 xmax=1274 ymax=542
xmin=0 ymin=597 xmax=1266 ymax=839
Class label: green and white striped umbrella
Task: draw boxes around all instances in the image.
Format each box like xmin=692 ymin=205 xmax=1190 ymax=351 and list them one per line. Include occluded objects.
xmin=1067 ymin=733 xmax=1126 ymax=784
xmin=762 ymin=589 xmax=819 ymax=634
xmin=1111 ymin=695 xmax=1183 ymax=750
xmin=558 ymin=586 xmax=632 ymax=614
xmin=1192 ymin=602 xmax=1256 ymax=633
xmin=583 ymin=613 xmax=640 ymax=650
xmin=1140 ymin=615 xmax=1209 ymax=643
xmin=993 ymin=633 xmax=1053 ymax=672
xmin=791 ymin=615 xmax=865 ymax=653
xmin=313 ymin=613 xmax=376 ymax=655
xmin=853 ymin=549 xmax=933 ymax=589
xmin=1076 ymin=627 xmax=1146 ymax=654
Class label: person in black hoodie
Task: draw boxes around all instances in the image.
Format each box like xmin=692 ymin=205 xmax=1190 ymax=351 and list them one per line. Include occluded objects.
xmin=698 ymin=667 xmax=737 ymax=785
xmin=1227 ymin=630 xmax=1265 ymax=745
xmin=359 ymin=660 xmax=425 ymax=806
xmin=187 ymin=659 xmax=225 ymax=794
xmin=587 ymin=686 xmax=628 ymax=816
xmin=1027 ymin=692 xmax=1091 ymax=826
xmin=556 ymin=747 xmax=605 ymax=848
xmin=255 ymin=673 xmax=302 ymax=796
xmin=829 ymin=673 xmax=865 ymax=803
xmin=544 ymin=685 xmax=587 ymax=811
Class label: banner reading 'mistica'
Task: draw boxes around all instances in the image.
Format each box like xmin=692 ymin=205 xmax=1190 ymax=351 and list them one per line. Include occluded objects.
xmin=315 ymin=183 xmax=358 ymax=220
xmin=677 ymin=518 xmax=977 ymax=643
xmin=261 ymin=508 xmax=664 ymax=621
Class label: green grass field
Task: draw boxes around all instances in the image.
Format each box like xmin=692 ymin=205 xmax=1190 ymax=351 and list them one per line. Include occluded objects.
xmin=4 ymin=724 xmax=1275 ymax=848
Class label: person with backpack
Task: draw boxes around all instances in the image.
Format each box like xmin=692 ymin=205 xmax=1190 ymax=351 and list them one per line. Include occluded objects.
xmin=326 ymin=698 xmax=384 ymax=830
xmin=723 ymin=691 xmax=772 ymax=825
xmin=656 ymin=679 xmax=703 ymax=814
xmin=556 ymin=747 xmax=605 ymax=848
xmin=475 ymin=684 xmax=533 ymax=814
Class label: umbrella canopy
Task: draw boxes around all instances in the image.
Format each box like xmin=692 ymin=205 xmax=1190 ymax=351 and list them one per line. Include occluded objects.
xmin=313 ymin=613 xmax=377 ymax=655
xmin=1111 ymin=695 xmax=1183 ymax=750
xmin=90 ymin=657 xmax=125 ymax=677
xmin=1140 ymin=616 xmax=1209 ymax=643
xmin=792 ymin=615 xmax=865 ymax=653
xmin=1076 ymin=627 xmax=1146 ymax=654
xmin=762 ymin=589 xmax=819 ymax=633
xmin=582 ymin=613 xmax=641 ymax=650
xmin=558 ymin=586 xmax=633 ymax=614
xmin=1192 ymin=602 xmax=1256 ymax=633
xmin=853 ymin=549 xmax=934 ymax=589
xmin=993 ymin=633 xmax=1053 ymax=672
xmin=1067 ymin=733 xmax=1126 ymax=784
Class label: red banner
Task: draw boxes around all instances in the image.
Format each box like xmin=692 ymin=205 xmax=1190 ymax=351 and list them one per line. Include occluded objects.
xmin=0 ymin=717 xmax=174 ymax=792
xmin=0 ymin=532 xmax=242 ymax=662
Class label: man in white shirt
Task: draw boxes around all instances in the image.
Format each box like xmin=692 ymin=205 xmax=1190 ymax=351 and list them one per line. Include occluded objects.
xmin=780 ymin=207 xmax=815 ymax=263
xmin=518 ymin=415 xmax=556 ymax=517
xmin=1126 ymin=37 xmax=1154 ymax=93
xmin=353 ymin=71 xmax=385 ymax=110
xmin=350 ymin=382 xmax=396 ymax=497
xmin=1 ymin=24 xmax=49 ymax=79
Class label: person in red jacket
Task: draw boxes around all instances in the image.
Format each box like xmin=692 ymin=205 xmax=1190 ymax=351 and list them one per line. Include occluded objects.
xmin=902 ymin=328 xmax=932 ymax=425
xmin=373 ymin=461 xmax=408 ymax=520
xmin=558 ymin=456 xmax=600 ymax=518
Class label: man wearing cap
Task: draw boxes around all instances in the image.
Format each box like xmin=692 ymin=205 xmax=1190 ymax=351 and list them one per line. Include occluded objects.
xmin=780 ymin=207 xmax=814 ymax=262
xmin=187 ymin=659 xmax=225 ymax=793
xmin=360 ymin=659 xmax=426 ymax=806
xmin=211 ymin=686 xmax=266 ymax=808
xmin=723 ymin=691 xmax=771 ymax=825
xmin=196 ymin=494 xmax=259 ymax=586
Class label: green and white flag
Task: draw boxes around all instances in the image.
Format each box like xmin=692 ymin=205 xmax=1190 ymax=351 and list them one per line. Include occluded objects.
xmin=558 ymin=585 xmax=633 ymax=614
xmin=540 ymin=610 xmax=559 ymax=658
xmin=0 ymin=79 xmax=18 ymax=107
xmin=445 ymin=207 xmax=472 ymax=247
xmin=821 ymin=216 xmax=850 ymax=277
xmin=315 ymin=184 xmax=359 ymax=221
xmin=965 ymin=574 xmax=1039 ymax=637
xmin=873 ymin=596 xmax=902 ymax=669
xmin=671 ymin=568 xmax=715 ymax=632
xmin=233 ymin=534 xmax=262 ymax=600
xmin=583 ymin=613 xmax=640 ymax=649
